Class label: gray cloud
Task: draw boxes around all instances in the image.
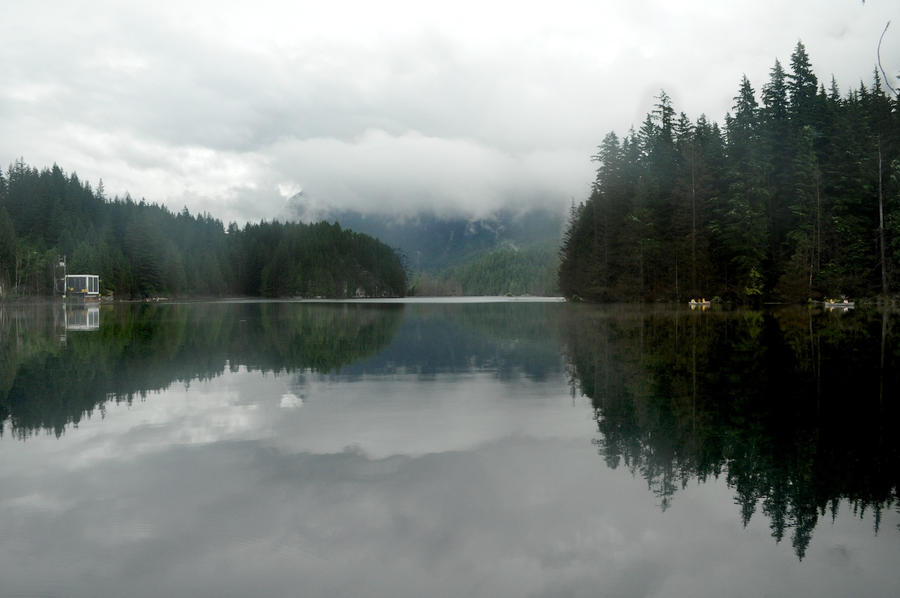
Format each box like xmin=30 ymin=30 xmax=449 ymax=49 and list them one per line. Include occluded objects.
xmin=267 ymin=131 xmax=589 ymax=219
xmin=1 ymin=1 xmax=897 ymax=224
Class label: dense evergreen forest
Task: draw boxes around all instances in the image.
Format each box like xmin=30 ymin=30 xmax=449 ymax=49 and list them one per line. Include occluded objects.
xmin=560 ymin=42 xmax=900 ymax=303
xmin=412 ymin=244 xmax=559 ymax=296
xmin=0 ymin=161 xmax=407 ymax=299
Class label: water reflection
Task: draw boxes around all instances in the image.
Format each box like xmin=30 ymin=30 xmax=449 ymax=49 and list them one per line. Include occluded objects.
xmin=1 ymin=301 xmax=899 ymax=596
xmin=561 ymin=305 xmax=900 ymax=559
xmin=62 ymin=303 xmax=100 ymax=332
xmin=344 ymin=301 xmax=565 ymax=379
xmin=0 ymin=301 xmax=565 ymax=439
xmin=0 ymin=301 xmax=404 ymax=438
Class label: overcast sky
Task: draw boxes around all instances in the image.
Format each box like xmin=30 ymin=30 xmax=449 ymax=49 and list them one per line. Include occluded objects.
xmin=1 ymin=1 xmax=897 ymax=224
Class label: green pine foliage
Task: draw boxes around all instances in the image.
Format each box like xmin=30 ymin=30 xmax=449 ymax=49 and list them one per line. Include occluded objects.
xmin=0 ymin=160 xmax=407 ymax=299
xmin=560 ymin=42 xmax=900 ymax=302
xmin=410 ymin=244 xmax=559 ymax=296
xmin=449 ymin=245 xmax=558 ymax=296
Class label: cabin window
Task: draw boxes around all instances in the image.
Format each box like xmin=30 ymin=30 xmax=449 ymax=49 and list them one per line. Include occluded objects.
xmin=64 ymin=275 xmax=99 ymax=295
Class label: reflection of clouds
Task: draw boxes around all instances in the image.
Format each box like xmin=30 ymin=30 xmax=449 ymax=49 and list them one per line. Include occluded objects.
xmin=0 ymin=370 xmax=285 ymax=474
xmin=2 ymin=368 xmax=899 ymax=597
xmin=279 ymin=392 xmax=304 ymax=409
xmin=2 ymin=492 xmax=68 ymax=514
xmin=2 ymin=429 xmax=898 ymax=597
xmin=56 ymin=382 xmax=271 ymax=469
xmin=271 ymin=371 xmax=588 ymax=459
xmin=3 ymin=367 xmax=588 ymax=462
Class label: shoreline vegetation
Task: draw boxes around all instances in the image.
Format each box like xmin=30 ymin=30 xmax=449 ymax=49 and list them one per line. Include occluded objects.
xmin=0 ymin=161 xmax=407 ymax=300
xmin=559 ymin=42 xmax=900 ymax=305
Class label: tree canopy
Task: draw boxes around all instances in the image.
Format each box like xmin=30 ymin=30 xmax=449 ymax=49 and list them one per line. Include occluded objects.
xmin=560 ymin=42 xmax=900 ymax=302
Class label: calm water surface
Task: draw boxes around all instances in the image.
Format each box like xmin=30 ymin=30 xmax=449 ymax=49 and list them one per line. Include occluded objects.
xmin=1 ymin=299 xmax=898 ymax=597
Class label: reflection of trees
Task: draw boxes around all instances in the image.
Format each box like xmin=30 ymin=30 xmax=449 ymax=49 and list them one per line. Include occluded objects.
xmin=0 ymin=301 xmax=567 ymax=440
xmin=0 ymin=302 xmax=403 ymax=439
xmin=562 ymin=305 xmax=900 ymax=559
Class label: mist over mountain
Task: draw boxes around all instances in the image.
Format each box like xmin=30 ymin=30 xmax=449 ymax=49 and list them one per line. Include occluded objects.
xmin=283 ymin=191 xmax=564 ymax=295
xmin=285 ymin=191 xmax=565 ymax=272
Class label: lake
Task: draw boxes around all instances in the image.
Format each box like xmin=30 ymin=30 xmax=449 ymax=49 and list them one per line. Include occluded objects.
xmin=1 ymin=299 xmax=898 ymax=597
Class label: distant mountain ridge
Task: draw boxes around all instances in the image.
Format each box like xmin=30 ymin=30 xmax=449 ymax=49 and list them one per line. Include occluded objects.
xmin=284 ymin=192 xmax=565 ymax=274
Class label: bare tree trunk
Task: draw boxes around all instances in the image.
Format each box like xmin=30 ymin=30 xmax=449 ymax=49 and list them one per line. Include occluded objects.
xmin=878 ymin=21 xmax=898 ymax=98
xmin=603 ymin=203 xmax=609 ymax=292
xmin=878 ymin=137 xmax=887 ymax=296
xmin=691 ymin=140 xmax=697 ymax=298
xmin=675 ymin=253 xmax=679 ymax=302
xmin=815 ymin=169 xmax=822 ymax=275
xmin=639 ymin=239 xmax=644 ymax=301
xmin=880 ymin=309 xmax=887 ymax=406
xmin=808 ymin=262 xmax=813 ymax=297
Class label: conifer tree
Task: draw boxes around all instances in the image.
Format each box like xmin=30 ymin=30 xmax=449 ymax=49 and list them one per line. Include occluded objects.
xmin=559 ymin=42 xmax=900 ymax=302
xmin=788 ymin=41 xmax=819 ymax=128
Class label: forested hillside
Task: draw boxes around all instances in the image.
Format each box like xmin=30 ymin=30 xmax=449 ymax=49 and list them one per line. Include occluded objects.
xmin=286 ymin=197 xmax=564 ymax=296
xmin=0 ymin=161 xmax=406 ymax=299
xmin=559 ymin=42 xmax=900 ymax=303
xmin=412 ymin=245 xmax=559 ymax=296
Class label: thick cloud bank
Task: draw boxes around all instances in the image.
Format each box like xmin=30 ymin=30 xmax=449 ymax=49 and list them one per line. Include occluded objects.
xmin=1 ymin=0 xmax=897 ymax=223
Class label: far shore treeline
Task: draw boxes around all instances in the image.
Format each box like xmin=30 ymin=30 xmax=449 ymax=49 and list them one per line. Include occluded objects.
xmin=0 ymin=161 xmax=407 ymax=299
xmin=560 ymin=42 xmax=900 ymax=303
